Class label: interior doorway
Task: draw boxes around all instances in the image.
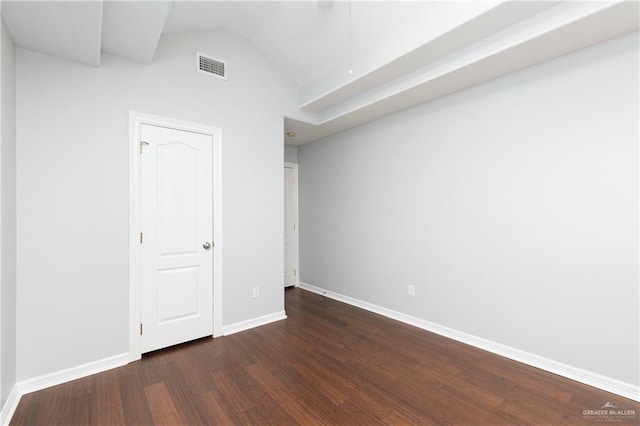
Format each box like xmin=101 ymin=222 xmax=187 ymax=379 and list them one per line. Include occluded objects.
xmin=284 ymin=162 xmax=299 ymax=287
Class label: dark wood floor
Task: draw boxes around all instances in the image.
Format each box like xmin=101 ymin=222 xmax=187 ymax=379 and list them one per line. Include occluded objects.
xmin=11 ymin=288 xmax=639 ymax=425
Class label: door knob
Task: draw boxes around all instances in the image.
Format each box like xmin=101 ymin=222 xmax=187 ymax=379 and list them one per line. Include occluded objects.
xmin=203 ymin=242 xmax=212 ymax=250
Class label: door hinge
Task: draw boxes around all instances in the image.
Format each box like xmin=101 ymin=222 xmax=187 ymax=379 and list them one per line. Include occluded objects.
xmin=293 ymin=223 xmax=296 ymax=231
xmin=294 ymin=269 xmax=297 ymax=276
xmin=140 ymin=141 xmax=149 ymax=154
xmin=140 ymin=232 xmax=143 ymax=244
xmin=140 ymin=323 xmax=143 ymax=335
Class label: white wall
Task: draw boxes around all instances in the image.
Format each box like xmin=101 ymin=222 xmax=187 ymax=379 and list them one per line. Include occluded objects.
xmin=0 ymin=14 xmax=17 ymax=407
xmin=299 ymin=33 xmax=639 ymax=386
xmin=16 ymin=30 xmax=293 ymax=381
xmin=284 ymin=144 xmax=298 ymax=163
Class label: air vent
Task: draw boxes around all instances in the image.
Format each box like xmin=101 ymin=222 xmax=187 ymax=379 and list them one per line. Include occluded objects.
xmin=197 ymin=52 xmax=227 ymax=80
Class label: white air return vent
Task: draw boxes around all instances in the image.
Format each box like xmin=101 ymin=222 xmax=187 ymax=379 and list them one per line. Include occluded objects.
xmin=197 ymin=52 xmax=227 ymax=80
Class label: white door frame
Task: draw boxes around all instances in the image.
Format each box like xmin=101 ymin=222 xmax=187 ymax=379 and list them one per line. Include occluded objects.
xmin=284 ymin=162 xmax=299 ymax=287
xmin=129 ymin=111 xmax=223 ymax=361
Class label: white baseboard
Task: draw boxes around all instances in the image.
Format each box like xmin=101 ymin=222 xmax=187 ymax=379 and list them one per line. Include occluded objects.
xmin=223 ymin=311 xmax=287 ymax=336
xmin=0 ymin=385 xmax=20 ymax=426
xmin=0 ymin=312 xmax=284 ymax=425
xmin=16 ymin=353 xmax=129 ymax=396
xmin=298 ymin=282 xmax=640 ymax=402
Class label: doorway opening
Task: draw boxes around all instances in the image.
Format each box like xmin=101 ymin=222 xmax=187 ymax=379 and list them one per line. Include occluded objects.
xmin=284 ymin=162 xmax=299 ymax=288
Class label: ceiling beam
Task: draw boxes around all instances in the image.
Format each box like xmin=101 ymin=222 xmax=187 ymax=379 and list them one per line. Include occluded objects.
xmin=101 ymin=1 xmax=172 ymax=65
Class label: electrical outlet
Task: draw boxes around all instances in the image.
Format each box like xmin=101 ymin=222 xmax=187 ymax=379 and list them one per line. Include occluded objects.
xmin=253 ymin=286 xmax=260 ymax=298
xmin=408 ymin=285 xmax=415 ymax=297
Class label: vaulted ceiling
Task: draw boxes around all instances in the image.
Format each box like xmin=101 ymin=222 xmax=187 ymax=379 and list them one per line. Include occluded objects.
xmin=1 ymin=1 xmax=638 ymax=145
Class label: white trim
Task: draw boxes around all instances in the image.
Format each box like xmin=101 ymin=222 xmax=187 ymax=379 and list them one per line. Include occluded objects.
xmin=222 ymin=311 xmax=287 ymax=336
xmin=298 ymin=282 xmax=640 ymax=402
xmin=129 ymin=111 xmax=223 ymax=362
xmin=16 ymin=353 xmax=128 ymax=396
xmin=0 ymin=385 xmax=20 ymax=426
xmin=2 ymin=354 xmax=127 ymax=424
xmin=284 ymin=162 xmax=300 ymax=288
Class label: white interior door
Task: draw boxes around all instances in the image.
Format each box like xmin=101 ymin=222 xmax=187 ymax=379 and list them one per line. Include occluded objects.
xmin=284 ymin=164 xmax=296 ymax=287
xmin=140 ymin=124 xmax=213 ymax=353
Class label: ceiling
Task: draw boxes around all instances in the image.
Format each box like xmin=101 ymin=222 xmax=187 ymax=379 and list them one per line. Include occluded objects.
xmin=1 ymin=1 xmax=638 ymax=145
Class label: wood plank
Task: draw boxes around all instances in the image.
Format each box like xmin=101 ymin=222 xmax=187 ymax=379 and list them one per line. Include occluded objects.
xmin=94 ymin=369 xmax=126 ymax=426
xmin=144 ymin=381 xmax=184 ymax=426
xmin=118 ymin=370 xmax=155 ymax=425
